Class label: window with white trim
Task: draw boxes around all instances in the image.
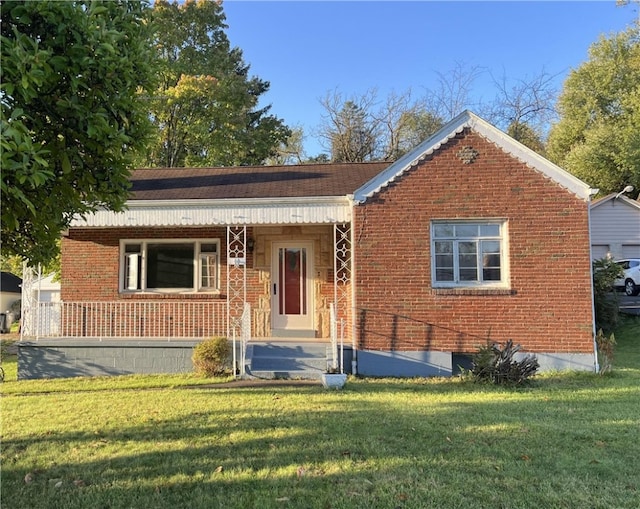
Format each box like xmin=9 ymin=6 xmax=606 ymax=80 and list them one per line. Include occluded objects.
xmin=431 ymin=221 xmax=507 ymax=287
xmin=120 ymin=240 xmax=220 ymax=292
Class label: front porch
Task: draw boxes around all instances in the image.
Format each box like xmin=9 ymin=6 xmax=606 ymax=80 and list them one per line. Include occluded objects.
xmin=17 ymin=293 xmax=351 ymax=380
xmin=19 ymin=196 xmax=360 ymax=378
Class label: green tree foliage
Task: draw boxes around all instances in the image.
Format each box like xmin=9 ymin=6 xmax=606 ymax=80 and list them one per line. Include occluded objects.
xmin=1 ymin=0 xmax=156 ymax=267
xmin=265 ymin=127 xmax=306 ymax=165
xmin=0 ymin=255 xmax=23 ymax=277
xmin=547 ymin=23 xmax=640 ymax=195
xmin=507 ymin=121 xmax=546 ymax=155
xmin=142 ymin=0 xmax=290 ymax=167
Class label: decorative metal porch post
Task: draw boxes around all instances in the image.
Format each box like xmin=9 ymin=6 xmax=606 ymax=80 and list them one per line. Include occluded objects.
xmin=333 ymin=223 xmax=352 ymax=328
xmin=226 ymin=226 xmax=247 ymax=338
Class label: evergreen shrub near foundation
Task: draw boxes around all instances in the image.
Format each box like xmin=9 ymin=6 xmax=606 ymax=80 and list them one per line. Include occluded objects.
xmin=192 ymin=337 xmax=231 ymax=377
xmin=471 ymin=339 xmax=539 ymax=385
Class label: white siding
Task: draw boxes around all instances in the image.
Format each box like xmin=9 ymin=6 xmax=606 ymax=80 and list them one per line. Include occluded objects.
xmin=590 ymin=199 xmax=640 ymax=260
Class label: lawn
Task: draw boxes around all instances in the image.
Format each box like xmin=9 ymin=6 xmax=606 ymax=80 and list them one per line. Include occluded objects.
xmin=1 ymin=317 xmax=639 ymax=509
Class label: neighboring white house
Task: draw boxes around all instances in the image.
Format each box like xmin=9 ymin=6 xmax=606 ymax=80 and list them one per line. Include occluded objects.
xmin=30 ymin=273 xmax=61 ymax=303
xmin=0 ymin=272 xmax=21 ymax=312
xmin=1 ymin=272 xmax=21 ymax=332
xmin=590 ymin=193 xmax=640 ymax=260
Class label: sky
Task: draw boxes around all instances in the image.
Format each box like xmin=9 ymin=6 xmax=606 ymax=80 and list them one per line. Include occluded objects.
xmin=222 ymin=1 xmax=637 ymax=156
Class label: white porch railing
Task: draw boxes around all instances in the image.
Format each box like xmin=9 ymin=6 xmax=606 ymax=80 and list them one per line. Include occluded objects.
xmin=21 ymin=301 xmax=228 ymax=340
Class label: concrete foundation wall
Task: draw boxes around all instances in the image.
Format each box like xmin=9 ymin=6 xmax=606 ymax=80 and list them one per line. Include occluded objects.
xmin=356 ymin=349 xmax=596 ymax=377
xmin=18 ymin=340 xmax=200 ymax=380
xmin=17 ymin=341 xmax=597 ymax=380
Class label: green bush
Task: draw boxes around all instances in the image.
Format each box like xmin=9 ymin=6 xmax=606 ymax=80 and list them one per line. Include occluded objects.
xmin=471 ymin=340 xmax=539 ymax=386
xmin=192 ymin=337 xmax=231 ymax=377
xmin=592 ymin=257 xmax=624 ymax=334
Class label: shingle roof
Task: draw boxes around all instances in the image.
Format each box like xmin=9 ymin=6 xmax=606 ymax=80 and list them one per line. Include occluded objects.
xmin=129 ymin=162 xmax=390 ymax=201
xmin=1 ymin=272 xmax=21 ymax=294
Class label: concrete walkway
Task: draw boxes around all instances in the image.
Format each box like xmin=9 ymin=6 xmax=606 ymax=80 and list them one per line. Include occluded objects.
xmin=186 ymin=378 xmax=322 ymax=389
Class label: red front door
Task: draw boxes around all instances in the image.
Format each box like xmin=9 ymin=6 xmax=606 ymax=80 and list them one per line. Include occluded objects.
xmin=272 ymin=242 xmax=313 ymax=332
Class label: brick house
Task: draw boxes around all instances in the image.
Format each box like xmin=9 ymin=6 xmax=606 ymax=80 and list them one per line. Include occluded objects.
xmin=19 ymin=111 xmax=598 ymax=379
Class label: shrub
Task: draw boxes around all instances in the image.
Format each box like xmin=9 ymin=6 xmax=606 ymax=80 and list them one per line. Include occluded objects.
xmin=592 ymin=257 xmax=624 ymax=334
xmin=192 ymin=337 xmax=231 ymax=377
xmin=471 ymin=340 xmax=539 ymax=386
xmin=595 ymin=328 xmax=616 ymax=374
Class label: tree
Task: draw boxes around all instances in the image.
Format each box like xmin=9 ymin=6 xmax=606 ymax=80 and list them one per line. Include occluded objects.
xmin=393 ymin=109 xmax=443 ymax=157
xmin=317 ymin=89 xmax=443 ymax=163
xmin=488 ymin=70 xmax=558 ymax=154
xmin=592 ymin=257 xmax=624 ymax=333
xmin=374 ymin=90 xmax=443 ymax=160
xmin=428 ymin=61 xmax=484 ymax=119
xmin=141 ymin=0 xmax=290 ymax=167
xmin=265 ymin=126 xmax=307 ymax=165
xmin=1 ymin=0 xmax=156 ymax=267
xmin=318 ymin=90 xmax=378 ymax=162
xmin=547 ymin=23 xmax=640 ymax=195
xmin=330 ymin=100 xmax=377 ymax=163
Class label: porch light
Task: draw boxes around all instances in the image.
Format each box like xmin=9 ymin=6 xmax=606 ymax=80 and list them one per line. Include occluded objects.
xmin=247 ymin=237 xmax=255 ymax=253
xmin=615 ymin=185 xmax=634 ymax=200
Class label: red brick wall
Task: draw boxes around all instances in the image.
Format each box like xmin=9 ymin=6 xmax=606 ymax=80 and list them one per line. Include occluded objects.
xmin=62 ymin=227 xmax=229 ymax=302
xmin=353 ymin=129 xmax=594 ymax=354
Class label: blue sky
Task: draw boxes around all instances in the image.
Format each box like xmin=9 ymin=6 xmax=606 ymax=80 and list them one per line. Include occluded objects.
xmin=223 ymin=1 xmax=636 ymax=156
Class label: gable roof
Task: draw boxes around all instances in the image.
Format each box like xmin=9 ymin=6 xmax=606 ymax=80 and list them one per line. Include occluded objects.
xmin=129 ymin=162 xmax=389 ymax=201
xmin=353 ymin=110 xmax=594 ymax=203
xmin=71 ymin=111 xmax=594 ymax=229
xmin=590 ymin=193 xmax=640 ymax=211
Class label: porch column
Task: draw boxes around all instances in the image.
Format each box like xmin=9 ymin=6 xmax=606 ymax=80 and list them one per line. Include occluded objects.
xmin=333 ymin=223 xmax=352 ymax=324
xmin=20 ymin=263 xmax=38 ymax=339
xmin=226 ymin=226 xmax=247 ymax=338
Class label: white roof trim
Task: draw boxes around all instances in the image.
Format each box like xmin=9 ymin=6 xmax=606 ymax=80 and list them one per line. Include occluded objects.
xmin=353 ymin=110 xmax=594 ymax=203
xmin=590 ymin=193 xmax=640 ymax=211
xmin=70 ymin=196 xmax=353 ymax=228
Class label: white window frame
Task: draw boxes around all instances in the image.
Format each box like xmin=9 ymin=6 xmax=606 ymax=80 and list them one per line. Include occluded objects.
xmin=430 ymin=220 xmax=509 ymax=289
xmin=119 ymin=239 xmax=220 ymax=293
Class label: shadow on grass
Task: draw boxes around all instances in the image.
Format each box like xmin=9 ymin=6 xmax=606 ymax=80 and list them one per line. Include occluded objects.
xmin=3 ymin=375 xmax=640 ymax=509
xmin=3 ymin=317 xmax=639 ymax=509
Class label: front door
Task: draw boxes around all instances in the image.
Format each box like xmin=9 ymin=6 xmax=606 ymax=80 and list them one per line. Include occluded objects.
xmin=271 ymin=242 xmax=314 ymax=334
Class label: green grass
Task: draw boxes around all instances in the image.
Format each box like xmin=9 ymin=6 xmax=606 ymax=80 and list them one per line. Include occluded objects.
xmin=1 ymin=317 xmax=639 ymax=509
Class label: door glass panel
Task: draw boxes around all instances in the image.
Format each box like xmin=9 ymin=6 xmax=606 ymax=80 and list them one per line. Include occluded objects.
xmin=279 ymin=248 xmax=307 ymax=315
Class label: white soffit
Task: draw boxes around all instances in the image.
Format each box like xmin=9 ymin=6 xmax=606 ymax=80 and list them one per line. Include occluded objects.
xmin=70 ymin=197 xmax=353 ymax=228
xmin=353 ymin=110 xmax=593 ymax=203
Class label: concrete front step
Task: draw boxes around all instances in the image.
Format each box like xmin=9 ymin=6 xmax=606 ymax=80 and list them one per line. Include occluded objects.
xmin=245 ymin=369 xmax=324 ymax=380
xmin=245 ymin=342 xmax=330 ymax=380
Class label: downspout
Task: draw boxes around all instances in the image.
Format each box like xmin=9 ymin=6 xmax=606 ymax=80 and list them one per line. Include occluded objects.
xmin=347 ymin=194 xmax=359 ymax=375
xmin=36 ymin=264 xmax=42 ymax=341
xmin=587 ymin=189 xmax=600 ymax=373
